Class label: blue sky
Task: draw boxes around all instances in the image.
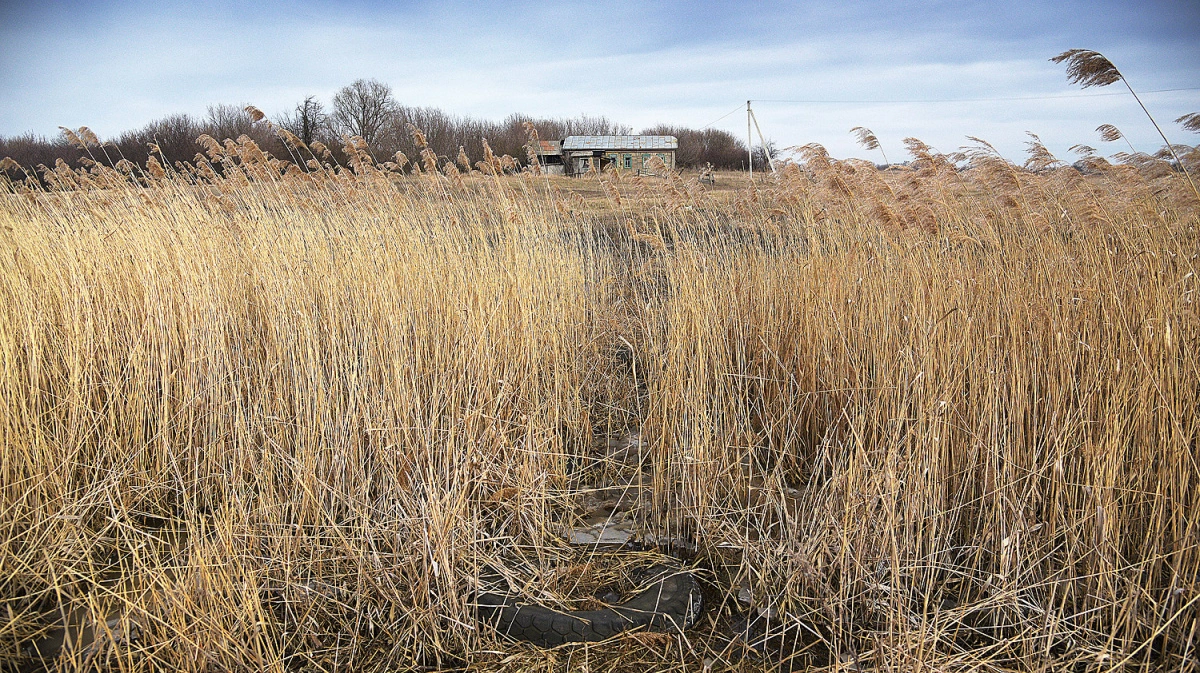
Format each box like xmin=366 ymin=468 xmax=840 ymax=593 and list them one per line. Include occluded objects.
xmin=1 ymin=0 xmax=1198 ymax=161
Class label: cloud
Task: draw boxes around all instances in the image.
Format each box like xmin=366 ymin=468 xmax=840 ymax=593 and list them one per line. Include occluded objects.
xmin=1 ymin=0 xmax=1197 ymax=162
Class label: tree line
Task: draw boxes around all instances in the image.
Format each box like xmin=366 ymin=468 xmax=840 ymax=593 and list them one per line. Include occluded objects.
xmin=0 ymin=78 xmax=764 ymax=177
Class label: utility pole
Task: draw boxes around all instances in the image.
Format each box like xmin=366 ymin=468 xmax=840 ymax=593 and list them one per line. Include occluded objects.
xmin=749 ymin=105 xmax=776 ymax=173
xmin=747 ymin=100 xmax=753 ymax=181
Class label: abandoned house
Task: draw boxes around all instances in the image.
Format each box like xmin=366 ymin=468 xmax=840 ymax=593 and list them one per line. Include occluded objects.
xmin=560 ymin=135 xmax=678 ymax=175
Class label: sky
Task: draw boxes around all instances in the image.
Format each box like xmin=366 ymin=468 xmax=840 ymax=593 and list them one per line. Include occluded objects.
xmin=1 ymin=0 xmax=1198 ymax=162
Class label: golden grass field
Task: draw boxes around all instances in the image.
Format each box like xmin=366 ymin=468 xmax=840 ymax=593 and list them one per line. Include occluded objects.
xmin=1 ymin=135 xmax=1198 ymax=672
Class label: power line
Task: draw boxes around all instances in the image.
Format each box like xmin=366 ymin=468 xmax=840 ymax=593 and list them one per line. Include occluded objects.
xmin=693 ymin=86 xmax=1198 ymax=142
xmin=750 ymin=86 xmax=1200 ymax=105
xmin=700 ymin=104 xmax=748 ymax=130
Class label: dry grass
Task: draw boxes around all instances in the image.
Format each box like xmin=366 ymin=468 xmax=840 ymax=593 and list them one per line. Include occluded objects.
xmin=1 ymin=135 xmax=1198 ymax=672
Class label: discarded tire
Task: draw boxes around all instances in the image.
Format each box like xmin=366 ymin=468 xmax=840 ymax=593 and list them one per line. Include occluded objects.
xmin=475 ymin=564 xmax=703 ymax=647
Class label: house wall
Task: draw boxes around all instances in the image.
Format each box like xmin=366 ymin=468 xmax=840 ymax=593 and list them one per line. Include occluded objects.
xmin=564 ymin=150 xmax=675 ymax=174
xmin=568 ymin=154 xmax=595 ymax=174
xmin=604 ymin=151 xmax=674 ymax=171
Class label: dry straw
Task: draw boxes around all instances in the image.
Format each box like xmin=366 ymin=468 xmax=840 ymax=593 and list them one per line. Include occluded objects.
xmin=0 ymin=120 xmax=1197 ymax=671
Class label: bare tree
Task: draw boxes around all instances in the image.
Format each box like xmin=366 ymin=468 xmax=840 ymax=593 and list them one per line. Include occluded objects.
xmin=205 ymin=104 xmax=257 ymax=142
xmin=0 ymin=132 xmax=81 ymax=179
xmin=752 ymin=140 xmax=778 ymax=171
xmin=277 ymin=96 xmax=329 ymax=146
xmin=116 ymin=113 xmax=202 ymax=166
xmin=641 ymin=125 xmax=747 ymax=169
xmin=331 ymin=79 xmax=397 ymax=151
xmin=198 ymin=104 xmax=283 ymax=159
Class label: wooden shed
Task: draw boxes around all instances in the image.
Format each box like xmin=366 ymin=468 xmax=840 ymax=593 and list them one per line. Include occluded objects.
xmin=531 ymin=140 xmax=564 ymax=175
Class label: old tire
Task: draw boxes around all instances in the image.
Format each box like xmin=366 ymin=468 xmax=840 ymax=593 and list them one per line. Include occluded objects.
xmin=475 ymin=564 xmax=703 ymax=647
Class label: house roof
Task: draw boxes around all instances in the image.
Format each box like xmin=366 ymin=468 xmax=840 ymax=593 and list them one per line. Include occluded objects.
xmin=562 ymin=135 xmax=678 ymax=151
xmin=532 ymin=140 xmax=562 ymax=154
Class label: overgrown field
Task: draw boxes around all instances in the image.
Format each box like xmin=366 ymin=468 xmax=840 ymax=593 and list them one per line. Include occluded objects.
xmin=1 ymin=139 xmax=1198 ymax=672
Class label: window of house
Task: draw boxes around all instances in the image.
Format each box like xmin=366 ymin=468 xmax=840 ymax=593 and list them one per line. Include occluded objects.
xmin=624 ymin=154 xmax=632 ymax=169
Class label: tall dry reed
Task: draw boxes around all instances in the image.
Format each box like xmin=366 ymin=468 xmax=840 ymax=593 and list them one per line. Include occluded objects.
xmin=0 ymin=133 xmax=1197 ymax=671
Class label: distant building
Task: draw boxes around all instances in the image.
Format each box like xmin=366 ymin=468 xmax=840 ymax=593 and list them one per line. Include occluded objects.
xmin=561 ymin=136 xmax=678 ymax=175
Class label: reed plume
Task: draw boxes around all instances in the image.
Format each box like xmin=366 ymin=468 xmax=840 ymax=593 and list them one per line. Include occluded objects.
xmin=1096 ymin=123 xmax=1124 ymax=143
xmin=407 ymin=123 xmax=428 ymax=149
xmin=1050 ymin=49 xmax=1122 ymax=87
xmin=1054 ymin=48 xmax=1199 ymax=199
xmin=1023 ymin=132 xmax=1061 ymax=172
xmin=850 ymin=126 xmax=888 ymax=165
xmin=58 ymin=126 xmax=85 ymax=150
xmin=1177 ymin=112 xmax=1200 ymax=133
xmin=78 ymin=127 xmax=100 ymax=147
